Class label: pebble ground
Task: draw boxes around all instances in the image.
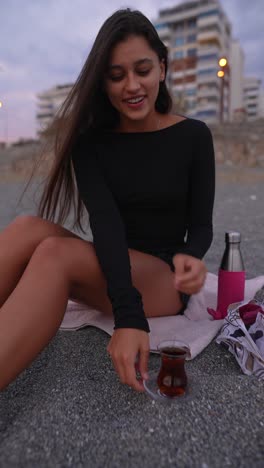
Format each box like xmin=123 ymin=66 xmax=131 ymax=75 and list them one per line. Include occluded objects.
xmin=0 ymin=165 xmax=263 ymax=468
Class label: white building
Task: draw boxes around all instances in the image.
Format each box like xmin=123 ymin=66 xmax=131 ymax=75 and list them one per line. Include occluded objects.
xmin=36 ymin=84 xmax=73 ymax=134
xmin=243 ymin=77 xmax=263 ymax=121
xmin=259 ymin=89 xmax=264 ymax=119
xmin=229 ymin=40 xmax=245 ymax=122
xmin=154 ymin=0 xmax=232 ymax=124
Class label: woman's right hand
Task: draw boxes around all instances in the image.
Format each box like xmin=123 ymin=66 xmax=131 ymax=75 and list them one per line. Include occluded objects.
xmin=173 ymin=253 xmax=207 ymax=295
xmin=107 ymin=328 xmax=149 ymax=392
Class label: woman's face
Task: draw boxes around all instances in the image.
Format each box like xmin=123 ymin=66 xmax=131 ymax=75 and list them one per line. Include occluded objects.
xmin=104 ymin=35 xmax=165 ymax=129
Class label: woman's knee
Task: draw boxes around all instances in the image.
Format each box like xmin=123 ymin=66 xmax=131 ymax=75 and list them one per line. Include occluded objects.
xmin=31 ymin=236 xmax=99 ymax=280
xmin=31 ymin=236 xmax=71 ymax=268
xmin=9 ymin=215 xmax=78 ymax=249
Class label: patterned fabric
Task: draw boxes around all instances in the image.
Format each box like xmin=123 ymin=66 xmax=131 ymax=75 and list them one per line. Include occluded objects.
xmin=216 ymin=285 xmax=264 ymax=379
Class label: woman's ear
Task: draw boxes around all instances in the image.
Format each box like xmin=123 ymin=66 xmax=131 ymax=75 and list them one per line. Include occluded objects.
xmin=160 ymin=59 xmax=166 ymax=82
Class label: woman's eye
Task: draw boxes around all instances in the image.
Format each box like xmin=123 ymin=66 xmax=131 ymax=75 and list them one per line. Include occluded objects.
xmin=108 ymin=69 xmax=151 ymax=81
xmin=137 ymin=69 xmax=150 ymax=76
xmin=109 ymin=75 xmax=124 ymax=82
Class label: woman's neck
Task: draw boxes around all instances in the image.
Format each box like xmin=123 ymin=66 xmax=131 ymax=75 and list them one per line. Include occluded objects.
xmin=114 ymin=113 xmax=186 ymax=133
xmin=117 ymin=112 xmax=162 ymax=133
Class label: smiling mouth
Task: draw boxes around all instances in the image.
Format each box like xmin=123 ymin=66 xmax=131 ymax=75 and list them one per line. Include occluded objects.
xmin=124 ymin=96 xmax=145 ymax=104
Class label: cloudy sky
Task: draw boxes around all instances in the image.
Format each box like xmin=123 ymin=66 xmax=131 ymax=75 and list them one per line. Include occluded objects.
xmin=1 ymin=0 xmax=263 ymax=142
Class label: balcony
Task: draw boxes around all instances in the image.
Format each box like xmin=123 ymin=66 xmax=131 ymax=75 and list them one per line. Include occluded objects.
xmin=197 ymin=87 xmax=220 ymax=99
xmin=198 ymin=45 xmax=220 ymax=56
xmin=197 ymin=59 xmax=218 ymax=72
xmin=171 ymin=67 xmax=196 ymax=78
xmin=197 ymin=98 xmax=218 ymax=110
xmin=197 ymin=72 xmax=218 ymax=85
xmin=157 ymin=26 xmax=170 ymax=40
xmin=173 ymin=74 xmax=196 ymax=86
xmin=197 ymin=15 xmax=220 ymax=30
xmin=173 ymin=85 xmax=196 ymax=96
xmin=36 ymin=112 xmax=53 ymax=120
xmin=197 ymin=30 xmax=223 ymax=47
xmin=171 ymin=56 xmax=197 ymax=71
xmin=196 ymin=112 xmax=218 ymax=124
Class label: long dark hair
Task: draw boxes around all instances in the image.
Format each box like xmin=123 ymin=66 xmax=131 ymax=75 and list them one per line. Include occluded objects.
xmin=38 ymin=8 xmax=172 ymax=230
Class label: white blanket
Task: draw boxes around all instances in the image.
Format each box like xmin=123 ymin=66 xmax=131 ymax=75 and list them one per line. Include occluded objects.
xmin=59 ymin=273 xmax=264 ymax=359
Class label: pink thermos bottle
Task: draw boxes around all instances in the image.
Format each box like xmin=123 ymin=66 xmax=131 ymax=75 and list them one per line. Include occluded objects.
xmin=217 ymin=231 xmax=245 ymax=318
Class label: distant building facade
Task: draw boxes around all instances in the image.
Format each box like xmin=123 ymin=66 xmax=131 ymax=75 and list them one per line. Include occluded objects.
xmin=36 ymin=2 xmax=263 ymax=130
xmin=229 ymin=40 xmax=245 ymax=122
xmin=154 ymin=0 xmax=232 ymax=124
xmin=36 ymin=84 xmax=73 ymax=134
xmin=243 ymin=77 xmax=263 ymax=121
xmin=259 ymin=89 xmax=264 ymax=119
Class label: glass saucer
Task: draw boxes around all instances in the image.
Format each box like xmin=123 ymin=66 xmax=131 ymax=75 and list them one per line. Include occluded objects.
xmin=143 ymin=370 xmax=193 ymax=403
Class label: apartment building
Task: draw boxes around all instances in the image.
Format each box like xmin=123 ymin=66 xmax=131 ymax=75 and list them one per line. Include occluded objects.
xmin=229 ymin=40 xmax=245 ymax=122
xmin=36 ymin=84 xmax=73 ymax=134
xmin=259 ymin=90 xmax=264 ymax=119
xmin=243 ymin=77 xmax=263 ymax=121
xmin=154 ymin=0 xmax=232 ymax=124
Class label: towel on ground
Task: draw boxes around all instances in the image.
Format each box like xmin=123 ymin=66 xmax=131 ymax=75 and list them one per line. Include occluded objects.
xmin=59 ymin=273 xmax=264 ymax=359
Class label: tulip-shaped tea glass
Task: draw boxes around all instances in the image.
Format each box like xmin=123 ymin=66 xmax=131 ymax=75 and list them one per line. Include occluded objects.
xmin=157 ymin=340 xmax=189 ymax=398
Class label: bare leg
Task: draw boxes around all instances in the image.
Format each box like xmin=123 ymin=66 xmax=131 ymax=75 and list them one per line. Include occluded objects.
xmin=0 ymin=215 xmax=79 ymax=306
xmin=0 ymin=239 xmax=73 ymax=390
xmin=0 ymin=234 xmax=182 ymax=391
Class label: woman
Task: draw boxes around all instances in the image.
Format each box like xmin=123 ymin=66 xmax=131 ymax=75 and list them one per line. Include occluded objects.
xmin=0 ymin=9 xmax=215 ymax=392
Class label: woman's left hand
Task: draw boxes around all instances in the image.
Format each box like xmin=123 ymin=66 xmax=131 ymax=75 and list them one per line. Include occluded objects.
xmin=172 ymin=253 xmax=207 ymax=295
xmin=107 ymin=328 xmax=149 ymax=392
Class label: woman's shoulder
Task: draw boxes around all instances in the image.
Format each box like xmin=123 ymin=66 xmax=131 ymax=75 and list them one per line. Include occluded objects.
xmin=174 ymin=116 xmax=212 ymax=139
xmin=167 ymin=115 xmax=209 ymax=129
xmin=155 ymin=115 xmax=212 ymax=141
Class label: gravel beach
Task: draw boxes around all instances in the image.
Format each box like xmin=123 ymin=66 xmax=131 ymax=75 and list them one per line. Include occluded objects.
xmin=0 ymin=165 xmax=264 ymax=468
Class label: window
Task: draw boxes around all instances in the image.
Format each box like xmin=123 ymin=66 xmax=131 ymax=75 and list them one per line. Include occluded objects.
xmin=196 ymin=110 xmax=217 ymax=117
xmin=186 ymin=89 xmax=196 ymax=96
xmin=245 ymin=87 xmax=258 ymax=93
xmin=198 ymin=68 xmax=217 ymax=75
xmin=40 ymin=104 xmax=54 ymax=110
xmin=37 ymin=113 xmax=53 ymax=119
xmin=174 ymin=22 xmax=184 ymax=32
xmin=198 ymin=53 xmax=218 ymax=61
xmin=199 ymin=9 xmax=219 ymax=18
xmin=187 ymin=48 xmax=197 ymax=57
xmin=175 ymin=37 xmax=185 ymax=46
xmin=187 ymin=101 xmax=196 ymax=109
xmin=155 ymin=23 xmax=168 ymax=30
xmin=188 ymin=19 xmax=196 ymax=29
xmin=187 ymin=34 xmax=196 ymax=43
xmin=199 ymin=24 xmax=220 ymax=33
xmin=199 ymin=83 xmax=217 ymax=91
xmin=173 ymin=51 xmax=184 ymax=59
xmin=207 ymin=96 xmax=218 ymax=103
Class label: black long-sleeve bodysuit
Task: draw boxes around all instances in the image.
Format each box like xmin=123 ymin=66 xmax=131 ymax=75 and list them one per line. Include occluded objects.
xmin=72 ymin=118 xmax=215 ymax=333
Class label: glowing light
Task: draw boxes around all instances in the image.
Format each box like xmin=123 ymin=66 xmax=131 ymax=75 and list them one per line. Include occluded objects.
xmin=217 ymin=70 xmax=225 ymax=78
xmin=219 ymin=57 xmax=227 ymax=67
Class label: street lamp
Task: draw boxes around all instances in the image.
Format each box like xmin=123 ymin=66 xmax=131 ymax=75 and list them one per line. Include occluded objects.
xmin=217 ymin=57 xmax=228 ymax=124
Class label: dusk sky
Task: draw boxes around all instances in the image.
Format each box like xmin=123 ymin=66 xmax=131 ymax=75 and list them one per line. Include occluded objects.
xmin=1 ymin=0 xmax=263 ymax=142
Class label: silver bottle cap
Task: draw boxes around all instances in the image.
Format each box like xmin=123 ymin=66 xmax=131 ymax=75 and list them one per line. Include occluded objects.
xmin=225 ymin=231 xmax=241 ymax=243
